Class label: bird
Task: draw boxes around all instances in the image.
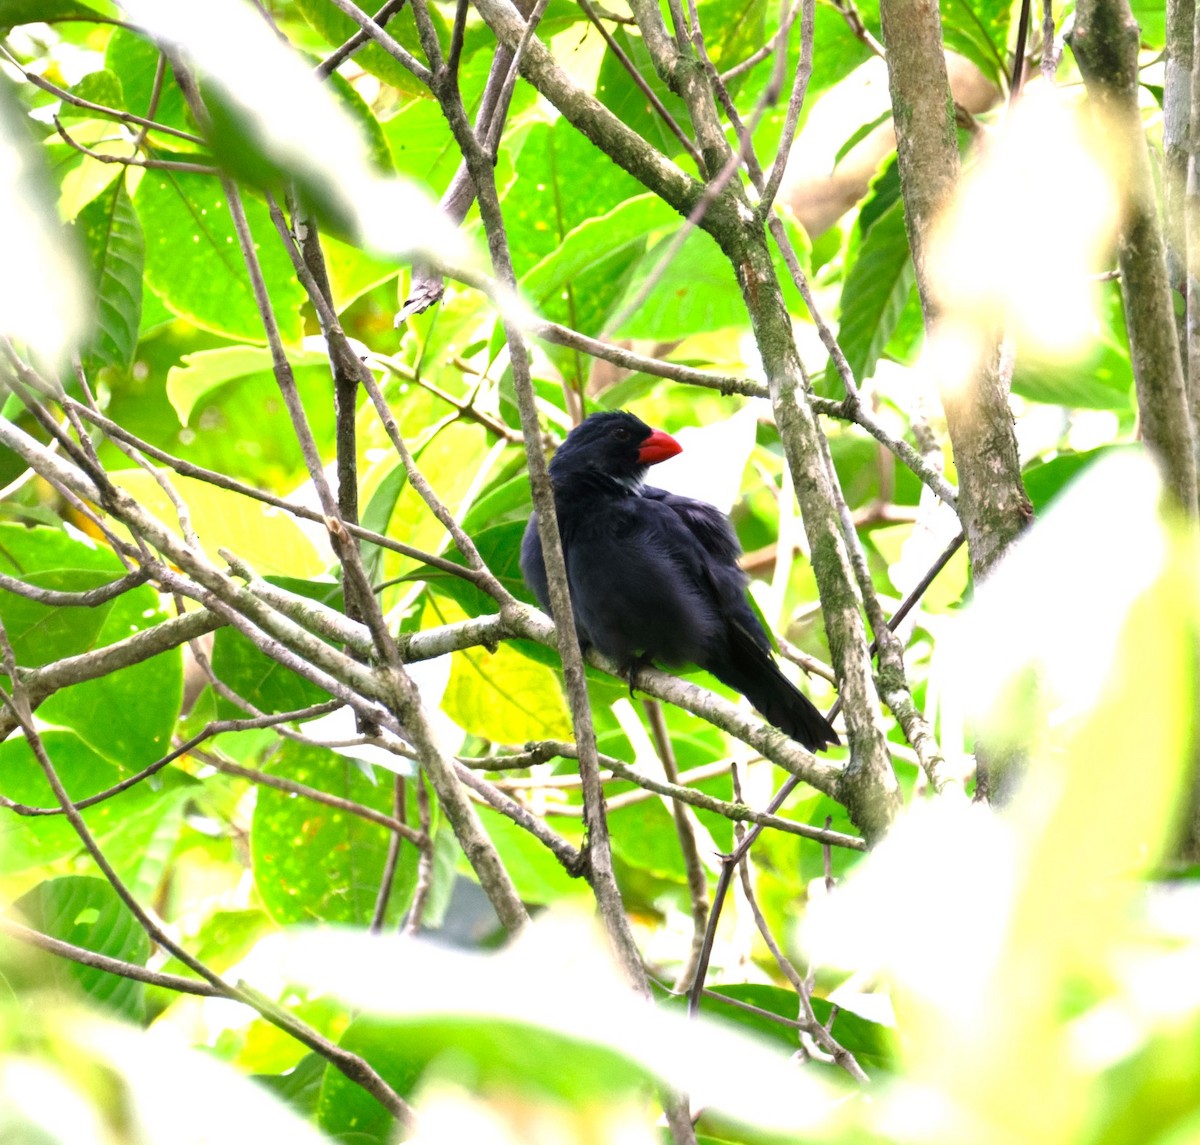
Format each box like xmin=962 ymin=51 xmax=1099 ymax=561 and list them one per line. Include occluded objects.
xmin=520 ymin=410 xmax=839 ymax=752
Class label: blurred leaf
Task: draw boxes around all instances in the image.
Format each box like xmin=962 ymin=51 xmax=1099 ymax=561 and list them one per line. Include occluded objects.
xmin=0 ymin=80 xmax=89 ymax=362
xmin=1022 ymin=444 xmax=1139 ymax=512
xmin=255 ymin=1052 xmax=328 ymax=1120
xmin=316 ymin=1015 xmax=425 ymax=1142
xmin=124 ymin=0 xmax=464 ymax=259
xmin=0 ymin=0 xmax=105 ymax=20
xmin=14 ymin=876 xmax=150 ymax=1022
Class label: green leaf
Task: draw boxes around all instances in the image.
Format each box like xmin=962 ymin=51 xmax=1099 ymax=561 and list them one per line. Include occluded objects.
xmin=316 ymin=1016 xmax=426 ymax=1142
xmin=359 ymin=462 xmax=407 ymax=586
xmin=251 ymin=741 xmax=420 ymax=926
xmin=594 ymin=25 xmax=693 ymax=160
xmin=295 ymin=0 xmax=433 ymax=95
xmin=825 ymin=197 xmax=913 ymax=389
xmin=940 ymin=0 xmax=1010 ymax=86
xmin=14 ymin=876 xmax=151 ymax=1022
xmin=37 ymin=580 xmax=182 ymax=769
xmin=135 ymin=167 xmax=304 ymax=344
xmin=255 ymin=1052 xmax=328 ymax=1119
xmin=469 ymin=805 xmax=587 ymax=906
xmin=108 ymin=470 xmax=327 ymax=579
xmin=317 ymin=230 xmax=398 ymax=314
xmin=104 ymin=27 xmax=193 ymax=138
xmin=0 ymin=530 xmax=181 ymax=766
xmin=76 ymin=179 xmax=144 ymax=373
xmin=443 ymin=636 xmax=573 ymax=743
xmin=165 ymin=343 xmax=330 ymax=426
xmin=613 ymin=227 xmax=750 ymax=340
xmin=0 ymin=0 xmax=105 ymax=20
xmin=0 ymin=730 xmax=190 ymax=875
xmin=520 ymin=193 xmax=677 ymax=331
xmin=1022 ymin=445 xmax=1140 ymax=512
xmin=501 ymin=118 xmax=647 ymax=278
xmin=211 ymin=578 xmax=341 ymax=715
xmin=834 ymin=111 xmax=893 ymax=165
xmin=59 ymin=69 xmax=125 ymax=121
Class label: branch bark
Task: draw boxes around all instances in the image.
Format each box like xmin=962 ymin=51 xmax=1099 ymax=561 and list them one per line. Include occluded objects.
xmin=1070 ymin=0 xmax=1199 ymax=513
xmin=878 ymin=0 xmax=1033 ymax=577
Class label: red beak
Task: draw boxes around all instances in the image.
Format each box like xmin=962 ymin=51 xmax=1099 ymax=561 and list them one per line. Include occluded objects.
xmin=638 ymin=428 xmax=682 ymax=464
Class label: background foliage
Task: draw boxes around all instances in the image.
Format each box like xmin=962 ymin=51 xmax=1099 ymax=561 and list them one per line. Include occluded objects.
xmin=0 ymin=0 xmax=1196 ymax=1142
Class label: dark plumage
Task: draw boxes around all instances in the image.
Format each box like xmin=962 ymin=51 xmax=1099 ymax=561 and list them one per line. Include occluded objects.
xmin=520 ymin=410 xmax=839 ymax=752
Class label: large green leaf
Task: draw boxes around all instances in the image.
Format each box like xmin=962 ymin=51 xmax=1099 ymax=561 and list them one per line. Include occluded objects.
xmin=0 ymin=529 xmax=117 ymax=668
xmin=466 ymin=805 xmax=587 ymax=906
xmin=0 ymin=0 xmax=107 ymax=20
xmin=210 ymin=577 xmax=340 ymax=715
xmin=502 ymin=117 xmax=647 ymax=278
xmin=104 ymin=26 xmax=193 ymax=138
xmin=941 ymin=0 xmax=1010 ymax=87
xmin=315 ymin=1015 xmax=427 ymax=1143
xmin=0 ymin=730 xmax=191 ymax=875
xmin=520 ymin=193 xmax=677 ymax=332
xmin=76 ymin=179 xmax=144 ymax=373
xmin=135 ymin=167 xmax=304 ymax=343
xmin=0 ymin=525 xmax=182 ymax=766
xmin=37 ymin=583 xmax=182 ymax=769
xmin=165 ymin=343 xmax=331 ymax=426
xmin=824 ymin=196 xmax=913 ymax=389
xmin=295 ymin=0 xmax=434 ymax=96
xmin=250 ymin=741 xmax=420 ymax=926
xmin=14 ymin=876 xmax=151 ymax=1022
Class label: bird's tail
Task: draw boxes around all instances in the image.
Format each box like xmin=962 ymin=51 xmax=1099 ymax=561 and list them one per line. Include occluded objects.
xmin=709 ymin=624 xmax=840 ymax=752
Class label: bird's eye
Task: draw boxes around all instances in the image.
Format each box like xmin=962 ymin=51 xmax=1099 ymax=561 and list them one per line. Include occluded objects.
xmin=613 ymin=427 xmax=630 ymax=442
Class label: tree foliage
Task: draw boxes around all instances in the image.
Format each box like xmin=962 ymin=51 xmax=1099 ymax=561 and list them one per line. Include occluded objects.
xmin=0 ymin=0 xmax=1197 ymax=1142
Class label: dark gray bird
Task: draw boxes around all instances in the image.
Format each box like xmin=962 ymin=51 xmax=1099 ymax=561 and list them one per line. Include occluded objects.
xmin=520 ymin=410 xmax=839 ymax=752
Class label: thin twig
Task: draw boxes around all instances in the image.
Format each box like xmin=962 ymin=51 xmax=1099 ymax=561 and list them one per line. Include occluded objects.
xmin=314 ymin=0 xmax=409 ymax=78
xmin=52 ymin=117 xmax=217 ymax=173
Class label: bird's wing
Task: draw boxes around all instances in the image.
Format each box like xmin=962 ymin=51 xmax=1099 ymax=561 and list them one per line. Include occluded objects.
xmin=640 ymin=486 xmax=742 ymax=564
xmin=640 ymin=485 xmax=773 ymax=656
xmin=519 ymin=511 xmax=551 ymax=614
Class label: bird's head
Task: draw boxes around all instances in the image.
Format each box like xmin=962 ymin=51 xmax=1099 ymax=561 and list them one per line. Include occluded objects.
xmin=548 ymin=411 xmax=682 ymax=489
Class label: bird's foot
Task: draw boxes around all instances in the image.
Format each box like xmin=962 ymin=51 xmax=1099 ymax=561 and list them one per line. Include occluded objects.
xmin=626 ymin=655 xmax=655 ymax=698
